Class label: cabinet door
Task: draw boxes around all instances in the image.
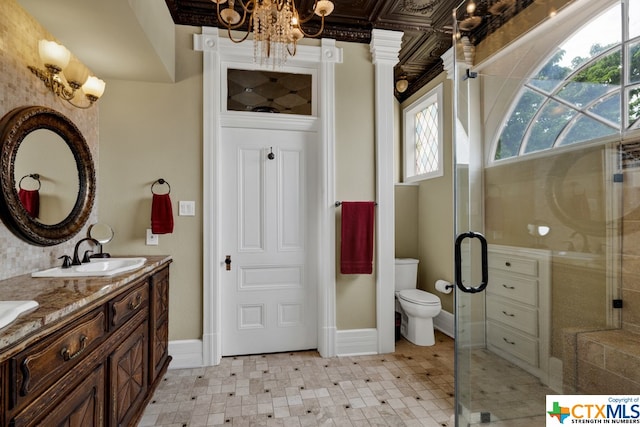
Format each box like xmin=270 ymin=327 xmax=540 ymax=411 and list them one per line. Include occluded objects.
xmin=16 ymin=364 xmax=105 ymax=427
xmin=11 ymin=308 xmax=107 ymax=412
xmin=149 ymin=267 xmax=170 ymax=383
xmin=108 ymin=321 xmax=148 ymax=427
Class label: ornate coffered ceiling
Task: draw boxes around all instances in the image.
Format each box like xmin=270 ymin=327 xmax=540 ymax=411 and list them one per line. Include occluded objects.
xmin=164 ymin=0 xmax=533 ymax=101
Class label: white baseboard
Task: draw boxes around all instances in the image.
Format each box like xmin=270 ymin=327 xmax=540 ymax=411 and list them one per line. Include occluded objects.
xmin=169 ymin=316 xmax=458 ymax=369
xmin=168 ymin=339 xmax=204 ymax=369
xmin=548 ymin=356 xmax=563 ymax=393
xmin=336 ymin=328 xmax=378 ymax=356
xmin=434 ymin=309 xmax=454 ymax=338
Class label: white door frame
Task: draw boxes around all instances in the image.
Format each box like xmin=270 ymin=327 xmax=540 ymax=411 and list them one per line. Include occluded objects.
xmin=195 ymin=28 xmax=343 ymax=365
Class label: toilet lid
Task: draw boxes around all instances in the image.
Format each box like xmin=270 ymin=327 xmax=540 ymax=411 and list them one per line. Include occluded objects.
xmin=398 ymin=289 xmax=441 ymax=306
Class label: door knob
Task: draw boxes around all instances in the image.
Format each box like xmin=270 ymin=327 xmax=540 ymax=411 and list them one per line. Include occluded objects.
xmin=225 ymin=255 xmax=231 ymax=271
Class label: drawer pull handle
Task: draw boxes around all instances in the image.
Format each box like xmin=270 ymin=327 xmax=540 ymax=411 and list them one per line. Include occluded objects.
xmin=61 ymin=335 xmax=88 ymax=361
xmin=502 ymin=311 xmax=515 ymax=317
xmin=502 ymin=284 xmax=515 ymax=290
xmin=128 ymin=294 xmax=142 ymax=311
xmin=505 ymin=262 xmax=511 ymax=267
xmin=503 ymin=337 xmax=516 ymax=345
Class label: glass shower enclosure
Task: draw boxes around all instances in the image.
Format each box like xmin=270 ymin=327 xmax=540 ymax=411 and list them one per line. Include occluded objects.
xmin=453 ymin=0 xmax=640 ymax=425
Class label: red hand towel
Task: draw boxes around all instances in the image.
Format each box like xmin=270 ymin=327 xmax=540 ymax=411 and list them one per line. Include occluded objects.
xmin=151 ymin=193 xmax=174 ymax=234
xmin=18 ymin=188 xmax=39 ymax=218
xmin=340 ymin=201 xmax=375 ymax=274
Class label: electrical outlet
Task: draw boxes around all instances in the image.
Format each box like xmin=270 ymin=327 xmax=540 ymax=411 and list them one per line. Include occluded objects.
xmin=146 ymin=228 xmax=159 ymax=245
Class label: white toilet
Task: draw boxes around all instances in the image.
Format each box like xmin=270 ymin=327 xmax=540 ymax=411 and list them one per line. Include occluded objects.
xmin=395 ymin=258 xmax=442 ymax=346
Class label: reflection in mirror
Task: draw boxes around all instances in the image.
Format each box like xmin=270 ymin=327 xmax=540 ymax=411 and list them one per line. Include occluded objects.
xmin=88 ymin=223 xmax=113 ymax=258
xmin=0 ymin=106 xmax=95 ymax=246
xmin=14 ymin=129 xmax=78 ymax=224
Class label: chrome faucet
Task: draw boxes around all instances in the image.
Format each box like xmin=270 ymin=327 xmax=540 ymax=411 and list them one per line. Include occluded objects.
xmin=72 ymin=237 xmax=99 ymax=266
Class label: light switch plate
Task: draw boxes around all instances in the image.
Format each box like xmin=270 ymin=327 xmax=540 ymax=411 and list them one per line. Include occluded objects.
xmin=179 ymin=201 xmax=196 ymax=216
xmin=146 ymin=228 xmax=159 ymax=245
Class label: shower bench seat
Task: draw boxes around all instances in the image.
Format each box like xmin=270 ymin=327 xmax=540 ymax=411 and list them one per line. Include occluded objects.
xmin=565 ymin=329 xmax=640 ymax=393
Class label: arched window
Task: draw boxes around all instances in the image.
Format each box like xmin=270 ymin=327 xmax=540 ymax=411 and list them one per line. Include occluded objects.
xmin=494 ymin=2 xmax=640 ymax=161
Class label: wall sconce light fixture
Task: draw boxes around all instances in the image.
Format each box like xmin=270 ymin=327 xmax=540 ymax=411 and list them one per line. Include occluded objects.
xmin=28 ymin=40 xmax=105 ymax=109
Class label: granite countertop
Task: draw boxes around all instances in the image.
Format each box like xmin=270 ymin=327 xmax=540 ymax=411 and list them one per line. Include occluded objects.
xmin=0 ymin=255 xmax=172 ymax=356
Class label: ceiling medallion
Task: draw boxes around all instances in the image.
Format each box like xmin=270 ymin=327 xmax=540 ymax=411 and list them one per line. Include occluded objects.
xmin=399 ymin=0 xmax=438 ymax=16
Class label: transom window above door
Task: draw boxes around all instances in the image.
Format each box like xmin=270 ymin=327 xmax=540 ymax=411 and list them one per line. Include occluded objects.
xmin=227 ymin=69 xmax=312 ymax=115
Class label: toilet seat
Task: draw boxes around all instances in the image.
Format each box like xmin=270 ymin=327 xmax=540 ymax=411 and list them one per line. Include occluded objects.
xmin=398 ymin=289 xmax=440 ymax=306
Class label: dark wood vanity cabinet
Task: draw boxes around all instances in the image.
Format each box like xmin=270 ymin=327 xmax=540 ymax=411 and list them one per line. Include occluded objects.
xmin=0 ymin=263 xmax=171 ymax=427
xmin=149 ymin=267 xmax=169 ymax=384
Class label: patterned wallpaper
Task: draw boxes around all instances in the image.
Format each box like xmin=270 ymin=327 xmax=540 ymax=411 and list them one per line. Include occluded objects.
xmin=0 ymin=0 xmax=99 ymax=280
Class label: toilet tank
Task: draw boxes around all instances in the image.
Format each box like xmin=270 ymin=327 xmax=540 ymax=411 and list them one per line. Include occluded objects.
xmin=394 ymin=258 xmax=419 ymax=291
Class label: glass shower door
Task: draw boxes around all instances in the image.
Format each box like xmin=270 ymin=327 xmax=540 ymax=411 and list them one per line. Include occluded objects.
xmin=452 ymin=0 xmax=638 ymax=425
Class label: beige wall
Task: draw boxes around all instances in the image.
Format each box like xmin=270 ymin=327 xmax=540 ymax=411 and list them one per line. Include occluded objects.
xmin=395 ymin=184 xmax=419 ymax=258
xmin=622 ymin=168 xmax=640 ymax=335
xmin=334 ymin=42 xmax=377 ymax=330
xmin=0 ymin=0 xmax=98 ymax=280
xmin=396 ymin=73 xmax=456 ymax=314
xmin=474 ymin=0 xmax=576 ymax=66
xmin=97 ymin=25 xmax=203 ymax=341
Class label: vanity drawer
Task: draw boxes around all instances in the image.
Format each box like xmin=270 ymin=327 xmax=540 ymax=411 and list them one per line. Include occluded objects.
xmin=11 ymin=307 xmax=106 ymax=409
xmin=487 ymin=271 xmax=538 ymax=305
xmin=109 ymin=280 xmax=149 ymax=330
xmin=487 ymin=321 xmax=538 ymax=367
xmin=488 ymin=253 xmax=538 ymax=276
xmin=487 ymin=297 xmax=537 ymax=336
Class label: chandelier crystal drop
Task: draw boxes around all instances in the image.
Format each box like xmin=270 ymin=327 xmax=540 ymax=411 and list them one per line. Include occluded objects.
xmin=212 ymin=0 xmax=334 ymax=68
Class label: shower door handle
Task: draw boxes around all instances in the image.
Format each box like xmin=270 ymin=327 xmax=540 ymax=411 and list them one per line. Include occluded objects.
xmin=454 ymin=231 xmax=489 ymax=293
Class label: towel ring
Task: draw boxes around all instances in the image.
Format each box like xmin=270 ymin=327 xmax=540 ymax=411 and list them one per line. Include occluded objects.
xmin=18 ymin=174 xmax=41 ymax=191
xmin=151 ymin=178 xmax=171 ymax=195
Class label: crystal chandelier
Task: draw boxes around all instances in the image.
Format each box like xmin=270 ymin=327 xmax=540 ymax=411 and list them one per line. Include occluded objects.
xmin=212 ymin=0 xmax=335 ymax=67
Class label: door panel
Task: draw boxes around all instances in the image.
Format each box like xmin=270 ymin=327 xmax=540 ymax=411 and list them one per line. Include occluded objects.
xmin=452 ymin=2 xmax=633 ymax=424
xmin=221 ymin=127 xmax=317 ymax=356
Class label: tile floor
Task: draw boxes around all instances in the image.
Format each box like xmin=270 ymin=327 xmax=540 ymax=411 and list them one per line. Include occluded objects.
xmin=138 ymin=332 xmax=456 ymax=426
xmin=463 ymin=349 xmax=554 ymax=426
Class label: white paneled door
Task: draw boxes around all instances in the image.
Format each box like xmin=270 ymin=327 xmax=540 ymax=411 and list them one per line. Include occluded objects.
xmin=221 ymin=127 xmax=318 ymax=356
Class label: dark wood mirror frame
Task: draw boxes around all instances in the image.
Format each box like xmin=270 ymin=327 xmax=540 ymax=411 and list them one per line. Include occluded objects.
xmin=0 ymin=106 xmax=95 ymax=246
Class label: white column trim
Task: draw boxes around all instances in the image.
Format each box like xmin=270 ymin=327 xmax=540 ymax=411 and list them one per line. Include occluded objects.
xmin=317 ymin=38 xmax=341 ymax=358
xmin=194 ymin=28 xmax=222 ymax=366
xmin=195 ymin=29 xmax=342 ymax=365
xmin=370 ymin=29 xmax=403 ymax=355
xmin=441 ymin=47 xmax=455 ymax=80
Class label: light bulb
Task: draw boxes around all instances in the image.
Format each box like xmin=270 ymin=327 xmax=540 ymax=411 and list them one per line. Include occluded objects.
xmin=38 ymin=40 xmax=70 ymax=72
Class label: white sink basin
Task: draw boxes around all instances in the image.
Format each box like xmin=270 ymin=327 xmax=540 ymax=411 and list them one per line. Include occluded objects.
xmin=0 ymin=300 xmax=38 ymax=329
xmin=32 ymin=258 xmax=147 ymax=278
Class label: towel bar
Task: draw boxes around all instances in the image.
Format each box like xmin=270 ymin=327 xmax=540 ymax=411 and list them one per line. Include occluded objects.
xmin=151 ymin=178 xmax=171 ymax=194
xmin=334 ymin=201 xmax=377 ymax=207
xmin=19 ymin=174 xmax=41 ymax=190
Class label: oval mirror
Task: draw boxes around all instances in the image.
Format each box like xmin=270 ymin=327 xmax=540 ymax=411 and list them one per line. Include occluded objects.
xmin=0 ymin=106 xmax=95 ymax=246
